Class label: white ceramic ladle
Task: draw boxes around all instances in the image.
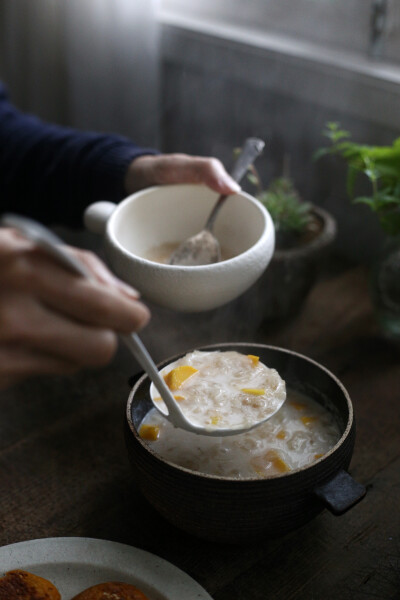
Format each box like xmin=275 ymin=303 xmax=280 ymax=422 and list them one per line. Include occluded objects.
xmin=1 ymin=213 xmax=285 ymax=436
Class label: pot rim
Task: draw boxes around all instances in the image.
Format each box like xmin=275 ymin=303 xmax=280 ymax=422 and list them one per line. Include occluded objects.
xmin=126 ymin=342 xmax=354 ymax=483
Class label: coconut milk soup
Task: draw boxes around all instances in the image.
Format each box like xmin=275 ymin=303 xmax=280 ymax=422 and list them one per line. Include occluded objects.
xmin=139 ymin=351 xmax=341 ymax=478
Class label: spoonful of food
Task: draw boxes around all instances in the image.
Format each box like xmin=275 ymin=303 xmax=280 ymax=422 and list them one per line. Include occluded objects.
xmin=1 ymin=214 xmax=285 ymax=436
xmin=169 ymin=137 xmax=265 ymax=266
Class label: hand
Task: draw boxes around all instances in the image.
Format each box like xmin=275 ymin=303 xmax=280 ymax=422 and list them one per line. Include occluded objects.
xmin=124 ymin=153 xmax=242 ymax=196
xmin=0 ymin=229 xmax=150 ymax=390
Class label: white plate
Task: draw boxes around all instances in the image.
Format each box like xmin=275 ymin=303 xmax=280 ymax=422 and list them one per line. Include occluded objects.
xmin=0 ymin=537 xmax=213 ymax=600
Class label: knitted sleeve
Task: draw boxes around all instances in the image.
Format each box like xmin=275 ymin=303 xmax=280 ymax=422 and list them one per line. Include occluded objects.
xmin=0 ymin=83 xmax=158 ymax=228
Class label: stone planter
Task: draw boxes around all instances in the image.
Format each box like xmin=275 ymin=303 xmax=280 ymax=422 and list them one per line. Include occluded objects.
xmin=255 ymin=206 xmax=337 ymax=322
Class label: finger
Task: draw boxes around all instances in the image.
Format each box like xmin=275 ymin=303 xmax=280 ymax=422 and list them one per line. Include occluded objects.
xmin=156 ymin=155 xmax=242 ymax=195
xmin=4 ymin=249 xmax=151 ymax=333
xmin=0 ymin=292 xmax=120 ymax=367
xmin=67 ymin=247 xmax=141 ymax=299
xmin=126 ymin=154 xmax=241 ymax=195
xmin=0 ymin=344 xmax=79 ymax=391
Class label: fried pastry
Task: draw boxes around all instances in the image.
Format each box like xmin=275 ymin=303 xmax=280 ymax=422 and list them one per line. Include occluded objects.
xmin=71 ymin=582 xmax=149 ymax=600
xmin=0 ymin=569 xmax=61 ymax=600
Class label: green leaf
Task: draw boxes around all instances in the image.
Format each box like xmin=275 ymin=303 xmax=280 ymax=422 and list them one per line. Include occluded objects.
xmin=346 ymin=165 xmax=359 ymax=197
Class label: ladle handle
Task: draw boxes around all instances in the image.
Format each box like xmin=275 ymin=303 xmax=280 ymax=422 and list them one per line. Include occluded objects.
xmin=205 ymin=137 xmax=265 ymax=232
xmin=0 ymin=213 xmax=189 ymax=428
xmin=121 ymin=333 xmax=189 ymax=427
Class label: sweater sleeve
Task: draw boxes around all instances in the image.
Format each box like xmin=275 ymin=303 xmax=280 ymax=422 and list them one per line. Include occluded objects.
xmin=0 ymin=83 xmax=158 ymax=228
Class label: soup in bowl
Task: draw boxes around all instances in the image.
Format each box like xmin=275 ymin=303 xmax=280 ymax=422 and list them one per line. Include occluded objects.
xmin=125 ymin=343 xmax=366 ymax=543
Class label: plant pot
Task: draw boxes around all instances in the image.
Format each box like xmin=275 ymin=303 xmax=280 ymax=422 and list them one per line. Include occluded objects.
xmin=255 ymin=206 xmax=337 ymax=321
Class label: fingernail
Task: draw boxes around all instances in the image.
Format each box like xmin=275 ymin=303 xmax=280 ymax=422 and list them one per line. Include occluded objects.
xmin=230 ymin=181 xmax=242 ymax=192
xmin=134 ymin=302 xmax=151 ymax=329
xmin=224 ymin=178 xmax=241 ymax=193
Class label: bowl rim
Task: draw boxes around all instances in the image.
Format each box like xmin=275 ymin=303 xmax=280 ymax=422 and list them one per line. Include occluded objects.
xmin=126 ymin=342 xmax=354 ymax=482
xmin=105 ymin=184 xmax=275 ymax=271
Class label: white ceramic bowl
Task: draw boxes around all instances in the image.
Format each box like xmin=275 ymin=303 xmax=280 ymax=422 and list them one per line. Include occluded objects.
xmin=84 ymin=184 xmax=275 ymax=312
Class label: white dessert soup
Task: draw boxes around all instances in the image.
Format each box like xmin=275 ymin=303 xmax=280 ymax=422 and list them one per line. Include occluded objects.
xmin=140 ymin=350 xmax=341 ymax=479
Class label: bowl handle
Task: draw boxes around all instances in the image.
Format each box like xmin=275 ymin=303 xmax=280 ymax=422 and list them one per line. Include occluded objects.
xmin=313 ymin=469 xmax=366 ymax=515
xmin=84 ymin=201 xmax=117 ymax=235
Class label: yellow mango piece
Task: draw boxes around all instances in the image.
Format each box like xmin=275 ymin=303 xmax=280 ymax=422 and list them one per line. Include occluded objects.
xmin=276 ymin=430 xmax=286 ymax=440
xmin=154 ymin=395 xmax=184 ymax=402
xmin=163 ymin=365 xmax=198 ymax=391
xmin=139 ymin=424 xmax=160 ymax=441
xmin=272 ymin=455 xmax=291 ymax=473
xmin=247 ymin=354 xmax=260 ymax=366
xmin=301 ymin=416 xmax=317 ymax=426
xmin=241 ymin=388 xmax=265 ymax=395
xmin=251 ymin=449 xmax=290 ymax=475
xmin=210 ymin=415 xmax=220 ymax=425
xmin=314 ymin=453 xmax=324 ymax=460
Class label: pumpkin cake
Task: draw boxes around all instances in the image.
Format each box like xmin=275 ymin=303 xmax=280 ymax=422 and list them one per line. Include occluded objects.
xmin=0 ymin=569 xmax=61 ymax=600
xmin=71 ymin=582 xmax=149 ymax=600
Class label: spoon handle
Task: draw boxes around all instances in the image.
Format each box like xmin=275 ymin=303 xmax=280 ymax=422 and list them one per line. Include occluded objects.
xmin=205 ymin=137 xmax=265 ymax=232
xmin=0 ymin=213 xmax=189 ymax=428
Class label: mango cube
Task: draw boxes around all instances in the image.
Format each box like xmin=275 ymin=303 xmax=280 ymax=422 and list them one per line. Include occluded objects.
xmin=247 ymin=354 xmax=260 ymax=367
xmin=251 ymin=449 xmax=290 ymax=475
xmin=139 ymin=424 xmax=160 ymax=441
xmin=241 ymin=388 xmax=265 ymax=395
xmin=154 ymin=395 xmax=185 ymax=402
xmin=163 ymin=365 xmax=198 ymax=391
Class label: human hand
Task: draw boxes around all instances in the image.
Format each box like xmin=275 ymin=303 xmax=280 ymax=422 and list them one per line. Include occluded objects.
xmin=0 ymin=229 xmax=150 ymax=390
xmin=124 ymin=153 xmax=242 ymax=196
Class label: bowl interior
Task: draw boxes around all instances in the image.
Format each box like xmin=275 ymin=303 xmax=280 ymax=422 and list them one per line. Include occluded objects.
xmin=110 ymin=185 xmax=268 ymax=261
xmin=127 ymin=343 xmax=353 ymax=477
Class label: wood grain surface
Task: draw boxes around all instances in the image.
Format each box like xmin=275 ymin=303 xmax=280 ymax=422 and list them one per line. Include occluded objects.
xmin=0 ymin=265 xmax=399 ymax=599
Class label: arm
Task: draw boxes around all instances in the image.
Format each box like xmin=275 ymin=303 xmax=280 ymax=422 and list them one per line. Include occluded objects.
xmin=0 ymin=83 xmax=157 ymax=228
xmin=0 ymin=83 xmax=240 ymax=229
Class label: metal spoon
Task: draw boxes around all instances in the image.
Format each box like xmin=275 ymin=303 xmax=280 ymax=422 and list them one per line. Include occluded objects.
xmin=169 ymin=137 xmax=265 ymax=266
xmin=1 ymin=213 xmax=285 ymax=436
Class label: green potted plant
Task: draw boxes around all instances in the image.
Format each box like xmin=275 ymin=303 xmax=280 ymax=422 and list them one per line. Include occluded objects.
xmin=316 ymin=122 xmax=400 ymax=340
xmin=244 ymin=155 xmax=337 ymax=321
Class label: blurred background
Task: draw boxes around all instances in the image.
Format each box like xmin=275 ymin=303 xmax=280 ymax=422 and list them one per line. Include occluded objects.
xmin=1 ymin=0 xmax=400 ymax=261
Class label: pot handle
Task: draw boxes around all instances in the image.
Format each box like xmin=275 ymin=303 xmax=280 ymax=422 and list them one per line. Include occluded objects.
xmin=313 ymin=469 xmax=366 ymax=515
xmin=84 ymin=201 xmax=117 ymax=235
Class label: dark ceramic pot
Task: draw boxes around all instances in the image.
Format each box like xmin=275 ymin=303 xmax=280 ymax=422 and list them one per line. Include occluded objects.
xmin=125 ymin=343 xmax=365 ymax=544
xmin=255 ymin=206 xmax=337 ymax=321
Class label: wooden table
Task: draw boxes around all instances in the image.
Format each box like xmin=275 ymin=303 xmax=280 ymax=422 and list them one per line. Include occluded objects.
xmin=1 ymin=264 xmax=399 ymax=599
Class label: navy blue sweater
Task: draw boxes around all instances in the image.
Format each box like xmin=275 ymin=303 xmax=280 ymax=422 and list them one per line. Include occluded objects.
xmin=0 ymin=82 xmax=156 ymax=228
